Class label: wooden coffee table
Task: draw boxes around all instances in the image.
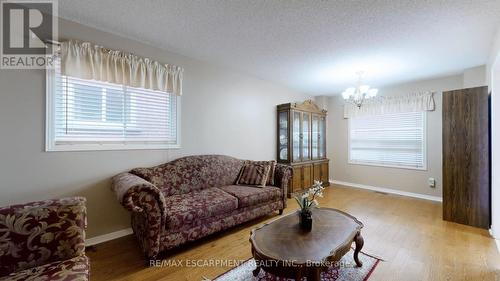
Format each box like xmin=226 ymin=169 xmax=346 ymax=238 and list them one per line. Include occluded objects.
xmin=249 ymin=208 xmax=364 ymax=281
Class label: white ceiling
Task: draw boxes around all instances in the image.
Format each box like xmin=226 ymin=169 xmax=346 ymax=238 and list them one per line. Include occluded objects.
xmin=58 ymin=0 xmax=500 ymax=95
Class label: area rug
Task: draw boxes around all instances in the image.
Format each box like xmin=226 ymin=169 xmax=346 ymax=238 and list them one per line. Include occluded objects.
xmin=213 ymin=249 xmax=381 ymax=281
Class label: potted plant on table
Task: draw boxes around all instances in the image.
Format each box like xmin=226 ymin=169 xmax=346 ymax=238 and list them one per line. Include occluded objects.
xmin=294 ymin=180 xmax=325 ymax=231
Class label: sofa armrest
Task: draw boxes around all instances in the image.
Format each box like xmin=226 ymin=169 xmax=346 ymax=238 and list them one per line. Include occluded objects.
xmin=111 ymin=172 xmax=167 ymax=224
xmin=0 ymin=197 xmax=87 ymax=277
xmin=274 ymin=164 xmax=292 ymax=208
xmin=111 ymin=173 xmax=167 ymax=259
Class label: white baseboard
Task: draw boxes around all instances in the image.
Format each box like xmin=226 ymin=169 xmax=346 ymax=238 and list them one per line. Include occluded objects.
xmin=330 ymin=179 xmax=443 ymax=202
xmin=491 ymin=230 xmax=500 ymax=253
xmin=489 ymin=228 xmax=498 ymax=239
xmin=85 ymin=228 xmax=133 ymax=247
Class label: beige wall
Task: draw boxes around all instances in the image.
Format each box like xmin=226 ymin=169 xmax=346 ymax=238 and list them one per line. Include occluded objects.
xmin=327 ymin=75 xmax=464 ymax=198
xmin=463 ymin=65 xmax=487 ymax=88
xmin=0 ymin=19 xmax=310 ymax=238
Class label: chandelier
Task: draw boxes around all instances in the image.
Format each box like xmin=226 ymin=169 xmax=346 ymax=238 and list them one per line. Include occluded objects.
xmin=341 ymin=72 xmax=378 ymax=108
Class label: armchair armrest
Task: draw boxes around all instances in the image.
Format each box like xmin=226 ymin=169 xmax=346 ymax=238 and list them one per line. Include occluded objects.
xmin=111 ymin=172 xmax=167 ymax=225
xmin=0 ymin=197 xmax=87 ymax=277
xmin=274 ymin=164 xmax=292 ymax=208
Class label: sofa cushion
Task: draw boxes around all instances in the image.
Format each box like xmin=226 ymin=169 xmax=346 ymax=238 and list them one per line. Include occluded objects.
xmin=244 ymin=160 xmax=277 ymax=186
xmin=160 ymin=201 xmax=284 ymax=251
xmin=236 ymin=162 xmax=271 ymax=187
xmin=164 ymin=187 xmax=238 ymax=229
xmin=218 ymin=185 xmax=282 ymax=208
xmin=0 ymin=255 xmax=89 ymax=281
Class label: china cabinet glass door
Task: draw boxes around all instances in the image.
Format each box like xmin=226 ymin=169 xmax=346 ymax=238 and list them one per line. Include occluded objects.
xmin=319 ymin=116 xmax=326 ymax=158
xmin=278 ymin=111 xmax=288 ymax=161
xmin=292 ymin=111 xmax=301 ymax=162
xmin=312 ymin=114 xmax=319 ymax=160
xmin=302 ymin=112 xmax=310 ymax=161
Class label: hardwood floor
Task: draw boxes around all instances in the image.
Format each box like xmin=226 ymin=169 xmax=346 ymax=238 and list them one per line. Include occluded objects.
xmin=87 ymin=185 xmax=500 ymax=281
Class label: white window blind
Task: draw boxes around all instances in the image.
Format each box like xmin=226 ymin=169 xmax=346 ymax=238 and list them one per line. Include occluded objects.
xmin=46 ymin=57 xmax=179 ymax=151
xmin=348 ymin=112 xmax=426 ymax=169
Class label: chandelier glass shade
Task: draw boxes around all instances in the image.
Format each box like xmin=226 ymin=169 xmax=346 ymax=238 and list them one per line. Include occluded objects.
xmin=341 ymin=73 xmax=378 ymax=108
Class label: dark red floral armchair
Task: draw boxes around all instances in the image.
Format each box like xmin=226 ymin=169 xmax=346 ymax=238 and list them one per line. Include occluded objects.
xmin=0 ymin=197 xmax=89 ymax=281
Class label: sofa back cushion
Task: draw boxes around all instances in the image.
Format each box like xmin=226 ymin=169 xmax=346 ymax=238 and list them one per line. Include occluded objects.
xmin=131 ymin=155 xmax=244 ymax=196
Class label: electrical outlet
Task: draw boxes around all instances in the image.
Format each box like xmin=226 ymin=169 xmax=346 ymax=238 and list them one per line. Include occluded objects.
xmin=428 ymin=177 xmax=436 ymax=188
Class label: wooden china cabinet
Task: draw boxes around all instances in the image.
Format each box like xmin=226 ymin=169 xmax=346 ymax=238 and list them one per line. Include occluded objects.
xmin=277 ymin=100 xmax=329 ymax=198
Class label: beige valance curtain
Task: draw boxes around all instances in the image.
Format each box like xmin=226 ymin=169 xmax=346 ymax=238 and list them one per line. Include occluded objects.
xmin=60 ymin=40 xmax=183 ymax=96
xmin=343 ymin=92 xmax=435 ymax=118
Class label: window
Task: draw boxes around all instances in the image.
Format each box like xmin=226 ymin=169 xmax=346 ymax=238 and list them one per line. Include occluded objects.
xmin=46 ymin=59 xmax=180 ymax=151
xmin=348 ymin=112 xmax=426 ymax=170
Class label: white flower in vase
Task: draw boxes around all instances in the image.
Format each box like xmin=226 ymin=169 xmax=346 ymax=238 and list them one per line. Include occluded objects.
xmin=293 ymin=181 xmax=324 ymax=213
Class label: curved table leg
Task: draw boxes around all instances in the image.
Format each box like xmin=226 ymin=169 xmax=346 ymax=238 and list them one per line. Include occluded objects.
xmin=252 ymin=266 xmax=260 ymax=277
xmin=309 ymin=268 xmax=321 ymax=281
xmin=354 ymin=232 xmax=364 ymax=267
xmin=295 ymin=269 xmax=304 ymax=281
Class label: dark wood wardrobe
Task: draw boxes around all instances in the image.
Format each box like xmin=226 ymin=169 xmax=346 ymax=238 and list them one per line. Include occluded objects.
xmin=442 ymin=86 xmax=490 ymax=229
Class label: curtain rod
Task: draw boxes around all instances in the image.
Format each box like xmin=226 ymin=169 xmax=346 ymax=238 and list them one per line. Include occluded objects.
xmin=42 ymin=40 xmax=112 ymax=52
xmin=43 ymin=39 xmax=60 ymax=46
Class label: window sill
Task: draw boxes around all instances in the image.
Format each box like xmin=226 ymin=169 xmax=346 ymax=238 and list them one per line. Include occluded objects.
xmin=45 ymin=143 xmax=181 ymax=152
xmin=348 ymin=161 xmax=427 ymax=171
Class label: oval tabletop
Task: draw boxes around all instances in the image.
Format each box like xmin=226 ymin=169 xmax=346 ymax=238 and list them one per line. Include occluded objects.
xmin=250 ymin=208 xmax=363 ymax=264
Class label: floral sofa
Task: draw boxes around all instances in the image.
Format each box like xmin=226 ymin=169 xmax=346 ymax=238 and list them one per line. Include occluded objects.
xmin=0 ymin=197 xmax=89 ymax=281
xmin=112 ymin=155 xmax=292 ymax=259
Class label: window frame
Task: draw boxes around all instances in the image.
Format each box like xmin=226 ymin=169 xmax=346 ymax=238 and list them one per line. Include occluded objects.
xmin=45 ymin=65 xmax=181 ymax=152
xmin=347 ymin=111 xmax=427 ymax=171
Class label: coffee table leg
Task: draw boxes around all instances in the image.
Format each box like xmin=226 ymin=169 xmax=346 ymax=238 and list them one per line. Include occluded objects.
xmin=295 ymin=269 xmax=304 ymax=281
xmin=309 ymin=268 xmax=321 ymax=281
xmin=354 ymin=231 xmax=364 ymax=267
xmin=252 ymin=266 xmax=260 ymax=277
